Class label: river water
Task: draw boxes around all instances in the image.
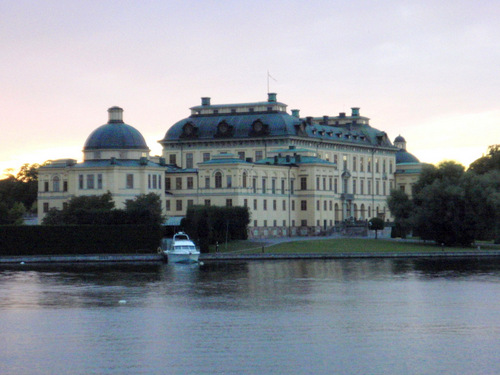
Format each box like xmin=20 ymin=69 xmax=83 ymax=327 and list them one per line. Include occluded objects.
xmin=0 ymin=258 xmax=499 ymax=375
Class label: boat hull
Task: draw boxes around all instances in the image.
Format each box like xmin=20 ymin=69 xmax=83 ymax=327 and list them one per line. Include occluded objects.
xmin=165 ymin=251 xmax=200 ymax=264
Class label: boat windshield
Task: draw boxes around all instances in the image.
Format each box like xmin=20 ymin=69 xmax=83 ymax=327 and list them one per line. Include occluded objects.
xmin=174 ymin=245 xmax=197 ymax=251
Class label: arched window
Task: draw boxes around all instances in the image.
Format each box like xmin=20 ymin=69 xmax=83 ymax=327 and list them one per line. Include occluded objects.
xmin=242 ymin=172 xmax=247 ymax=188
xmin=368 ymin=206 xmax=372 ymax=217
xmin=353 ymin=204 xmax=358 ymax=220
xmin=215 ymin=172 xmax=222 ymax=188
xmin=53 ymin=176 xmax=60 ymax=192
xmin=334 ymin=203 xmax=340 ymax=222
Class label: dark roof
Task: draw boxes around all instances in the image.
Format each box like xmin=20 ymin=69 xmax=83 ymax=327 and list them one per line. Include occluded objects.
xmin=84 ymin=122 xmax=149 ymax=150
xmin=394 ymin=135 xmax=406 ymax=143
xmin=395 ymin=149 xmax=420 ymax=164
xmin=161 ymin=111 xmax=395 ymax=148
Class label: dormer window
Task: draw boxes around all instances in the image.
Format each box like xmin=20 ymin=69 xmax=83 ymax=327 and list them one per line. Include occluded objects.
xmin=249 ymin=108 xmax=254 ymax=112
xmin=213 ymin=109 xmax=219 ymax=114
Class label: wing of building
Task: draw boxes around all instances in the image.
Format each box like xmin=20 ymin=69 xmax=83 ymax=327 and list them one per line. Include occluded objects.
xmin=38 ymin=94 xmax=413 ymax=238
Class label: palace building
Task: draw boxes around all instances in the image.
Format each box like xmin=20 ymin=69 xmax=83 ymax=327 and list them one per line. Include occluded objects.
xmin=38 ymin=93 xmax=417 ymax=238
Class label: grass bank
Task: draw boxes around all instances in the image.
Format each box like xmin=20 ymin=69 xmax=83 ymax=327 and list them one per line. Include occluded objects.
xmin=211 ymin=238 xmax=500 ymax=255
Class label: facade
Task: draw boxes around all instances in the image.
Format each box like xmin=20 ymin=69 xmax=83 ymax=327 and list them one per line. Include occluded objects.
xmin=393 ymin=135 xmax=423 ymax=197
xmin=38 ymin=94 xmax=413 ymax=238
xmin=160 ymin=93 xmax=398 ymax=238
xmin=37 ymin=107 xmax=167 ymax=220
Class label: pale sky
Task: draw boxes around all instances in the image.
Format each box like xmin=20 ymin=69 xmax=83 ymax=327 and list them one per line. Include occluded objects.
xmin=1 ymin=0 xmax=499 ymax=177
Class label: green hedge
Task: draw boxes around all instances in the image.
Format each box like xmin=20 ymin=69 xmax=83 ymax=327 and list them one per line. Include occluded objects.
xmin=0 ymin=225 xmax=163 ymax=256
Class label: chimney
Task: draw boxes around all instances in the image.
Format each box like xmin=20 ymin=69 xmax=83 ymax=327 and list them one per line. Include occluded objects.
xmin=351 ymin=107 xmax=360 ymax=117
xmin=306 ymin=116 xmax=313 ymax=125
xmin=291 ymin=109 xmax=300 ymax=118
xmin=201 ymin=97 xmax=211 ymax=106
xmin=108 ymin=106 xmax=124 ymax=123
xmin=323 ymin=115 xmax=329 ymax=124
xmin=339 ymin=112 xmax=346 ymax=118
xmin=268 ymin=93 xmax=277 ymax=102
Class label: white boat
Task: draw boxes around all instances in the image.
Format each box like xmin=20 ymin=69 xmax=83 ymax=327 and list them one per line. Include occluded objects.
xmin=163 ymin=232 xmax=200 ymax=264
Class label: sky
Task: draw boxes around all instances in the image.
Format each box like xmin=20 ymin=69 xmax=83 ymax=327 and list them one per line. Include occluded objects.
xmin=1 ymin=0 xmax=499 ymax=177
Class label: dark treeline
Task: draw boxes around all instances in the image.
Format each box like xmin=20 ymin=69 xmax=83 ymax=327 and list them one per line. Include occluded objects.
xmin=181 ymin=205 xmax=251 ymax=252
xmin=0 ymin=163 xmax=40 ymax=224
xmin=388 ymin=145 xmax=500 ymax=246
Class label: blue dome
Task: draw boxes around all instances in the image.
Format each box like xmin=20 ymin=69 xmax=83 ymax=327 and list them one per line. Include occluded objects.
xmin=396 ymin=149 xmax=420 ymax=164
xmin=394 ymin=135 xmax=406 ymax=143
xmin=83 ymin=107 xmax=149 ymax=151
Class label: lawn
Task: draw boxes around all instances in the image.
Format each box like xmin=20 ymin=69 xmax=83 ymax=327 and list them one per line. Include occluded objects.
xmin=212 ymin=238 xmax=500 ymax=254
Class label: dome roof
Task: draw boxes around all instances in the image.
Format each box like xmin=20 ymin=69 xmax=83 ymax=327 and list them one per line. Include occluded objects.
xmin=83 ymin=107 xmax=149 ymax=151
xmin=394 ymin=135 xmax=406 ymax=143
xmin=396 ymin=149 xmax=420 ymax=164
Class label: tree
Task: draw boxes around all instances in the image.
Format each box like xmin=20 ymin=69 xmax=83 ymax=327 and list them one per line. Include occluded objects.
xmin=468 ymin=145 xmax=500 ymax=175
xmin=124 ymin=193 xmax=165 ymax=226
xmin=368 ymin=217 xmax=384 ymax=239
xmin=387 ymin=189 xmax=414 ymax=238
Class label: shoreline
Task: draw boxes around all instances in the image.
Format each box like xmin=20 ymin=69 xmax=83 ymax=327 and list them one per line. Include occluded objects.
xmin=1 ymin=250 xmax=499 ymax=264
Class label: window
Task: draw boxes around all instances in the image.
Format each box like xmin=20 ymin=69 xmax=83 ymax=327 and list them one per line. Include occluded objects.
xmin=254 ymin=220 xmax=258 ymax=227
xmin=263 ymin=200 xmax=267 ymax=210
xmin=238 ymin=151 xmax=245 ymax=160
xmin=166 ymin=200 xmax=171 ymax=211
xmin=353 ymin=179 xmax=357 ymax=194
xmin=273 ymin=200 xmax=277 ymax=210
xmin=126 ymin=174 xmax=134 ymax=189
xmin=272 ymin=179 xmax=276 ymax=194
xmin=360 ymin=180 xmax=364 ymax=195
xmin=368 ymin=180 xmax=372 ymax=195
xmin=205 ymin=177 xmax=210 ymax=189
xmin=376 ymin=180 xmax=380 ymax=195
xmin=383 ymin=181 xmax=387 ymax=196
xmin=63 ymin=181 xmax=68 ymax=192
xmin=169 ymin=154 xmax=176 ymax=165
xmin=165 ymin=177 xmax=171 ymax=190
xmin=152 ymin=175 xmax=157 ymax=189
xmin=323 ymin=177 xmax=326 ymax=191
xmin=244 ymin=199 xmax=248 ymax=207
xmin=334 ymin=154 xmax=338 ymax=164
xmin=316 ymin=200 xmax=320 ymax=210
xmin=282 ymin=200 xmax=286 ymax=210
xmin=334 ymin=178 xmax=338 ymax=193
xmin=187 ymin=177 xmax=194 ymax=189
xmin=263 ymin=220 xmax=267 ymax=227
xmin=301 ymin=200 xmax=307 ymax=210
xmin=292 ymin=201 xmax=295 ymax=211
xmin=215 ymin=172 xmax=222 ymax=188
xmin=43 ymin=202 xmax=49 ymax=213
xmin=253 ymin=199 xmax=257 ymax=210
xmin=53 ymin=176 xmax=60 ymax=192
xmin=316 ymin=177 xmax=320 ymax=190
xmin=329 ymin=177 xmax=332 ymax=191
xmin=353 ymin=157 xmax=357 ymax=171
xmin=262 ymin=178 xmax=266 ymax=194
xmin=187 ymin=199 xmax=194 ymax=208
xmin=205 ymin=200 xmax=211 ymax=206
xmin=79 ymin=175 xmax=84 ymax=189
xmin=281 ymin=179 xmax=285 ymax=194
xmin=343 ymin=155 xmax=348 ymax=170
xmin=252 ymin=178 xmax=257 ymax=193
xmin=87 ymin=174 xmax=95 ymax=189
xmin=158 ymin=175 xmax=162 ymax=189
xmin=290 ymin=179 xmax=295 ymax=194
xmin=300 ymin=177 xmax=307 ymax=190
xmin=375 ymin=158 xmax=379 ymax=173
xmin=383 ymin=159 xmax=386 ymax=174
xmin=203 ymin=153 xmax=210 ymax=162
xmin=226 ymin=199 xmax=232 ymax=207
xmin=227 ymin=175 xmax=232 ymax=188
xmin=186 ymin=153 xmax=193 ymax=169
xmin=98 ymin=174 xmax=103 ymax=189
xmin=367 ymin=157 xmax=372 ymax=172
xmin=324 ymin=201 xmax=327 ymax=210
xmin=360 ymin=157 xmax=364 ymax=172
xmin=390 ymin=161 xmax=393 ymax=174
xmin=176 ymin=200 xmax=182 ymax=211
xmin=176 ymin=177 xmax=182 ymax=190
xmin=400 ymin=185 xmax=405 ymax=192
xmin=255 ymin=150 xmax=263 ymax=161
xmin=242 ymin=172 xmax=247 ymax=188
xmin=301 ymin=220 xmax=307 ymax=227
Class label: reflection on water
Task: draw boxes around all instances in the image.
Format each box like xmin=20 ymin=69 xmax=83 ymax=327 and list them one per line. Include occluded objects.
xmin=0 ymin=258 xmax=499 ymax=375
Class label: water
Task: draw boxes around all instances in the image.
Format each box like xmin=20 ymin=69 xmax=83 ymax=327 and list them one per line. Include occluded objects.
xmin=0 ymin=258 xmax=499 ymax=375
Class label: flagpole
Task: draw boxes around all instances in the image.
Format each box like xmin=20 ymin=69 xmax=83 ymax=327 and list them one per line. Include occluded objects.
xmin=267 ymin=70 xmax=269 ymax=94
